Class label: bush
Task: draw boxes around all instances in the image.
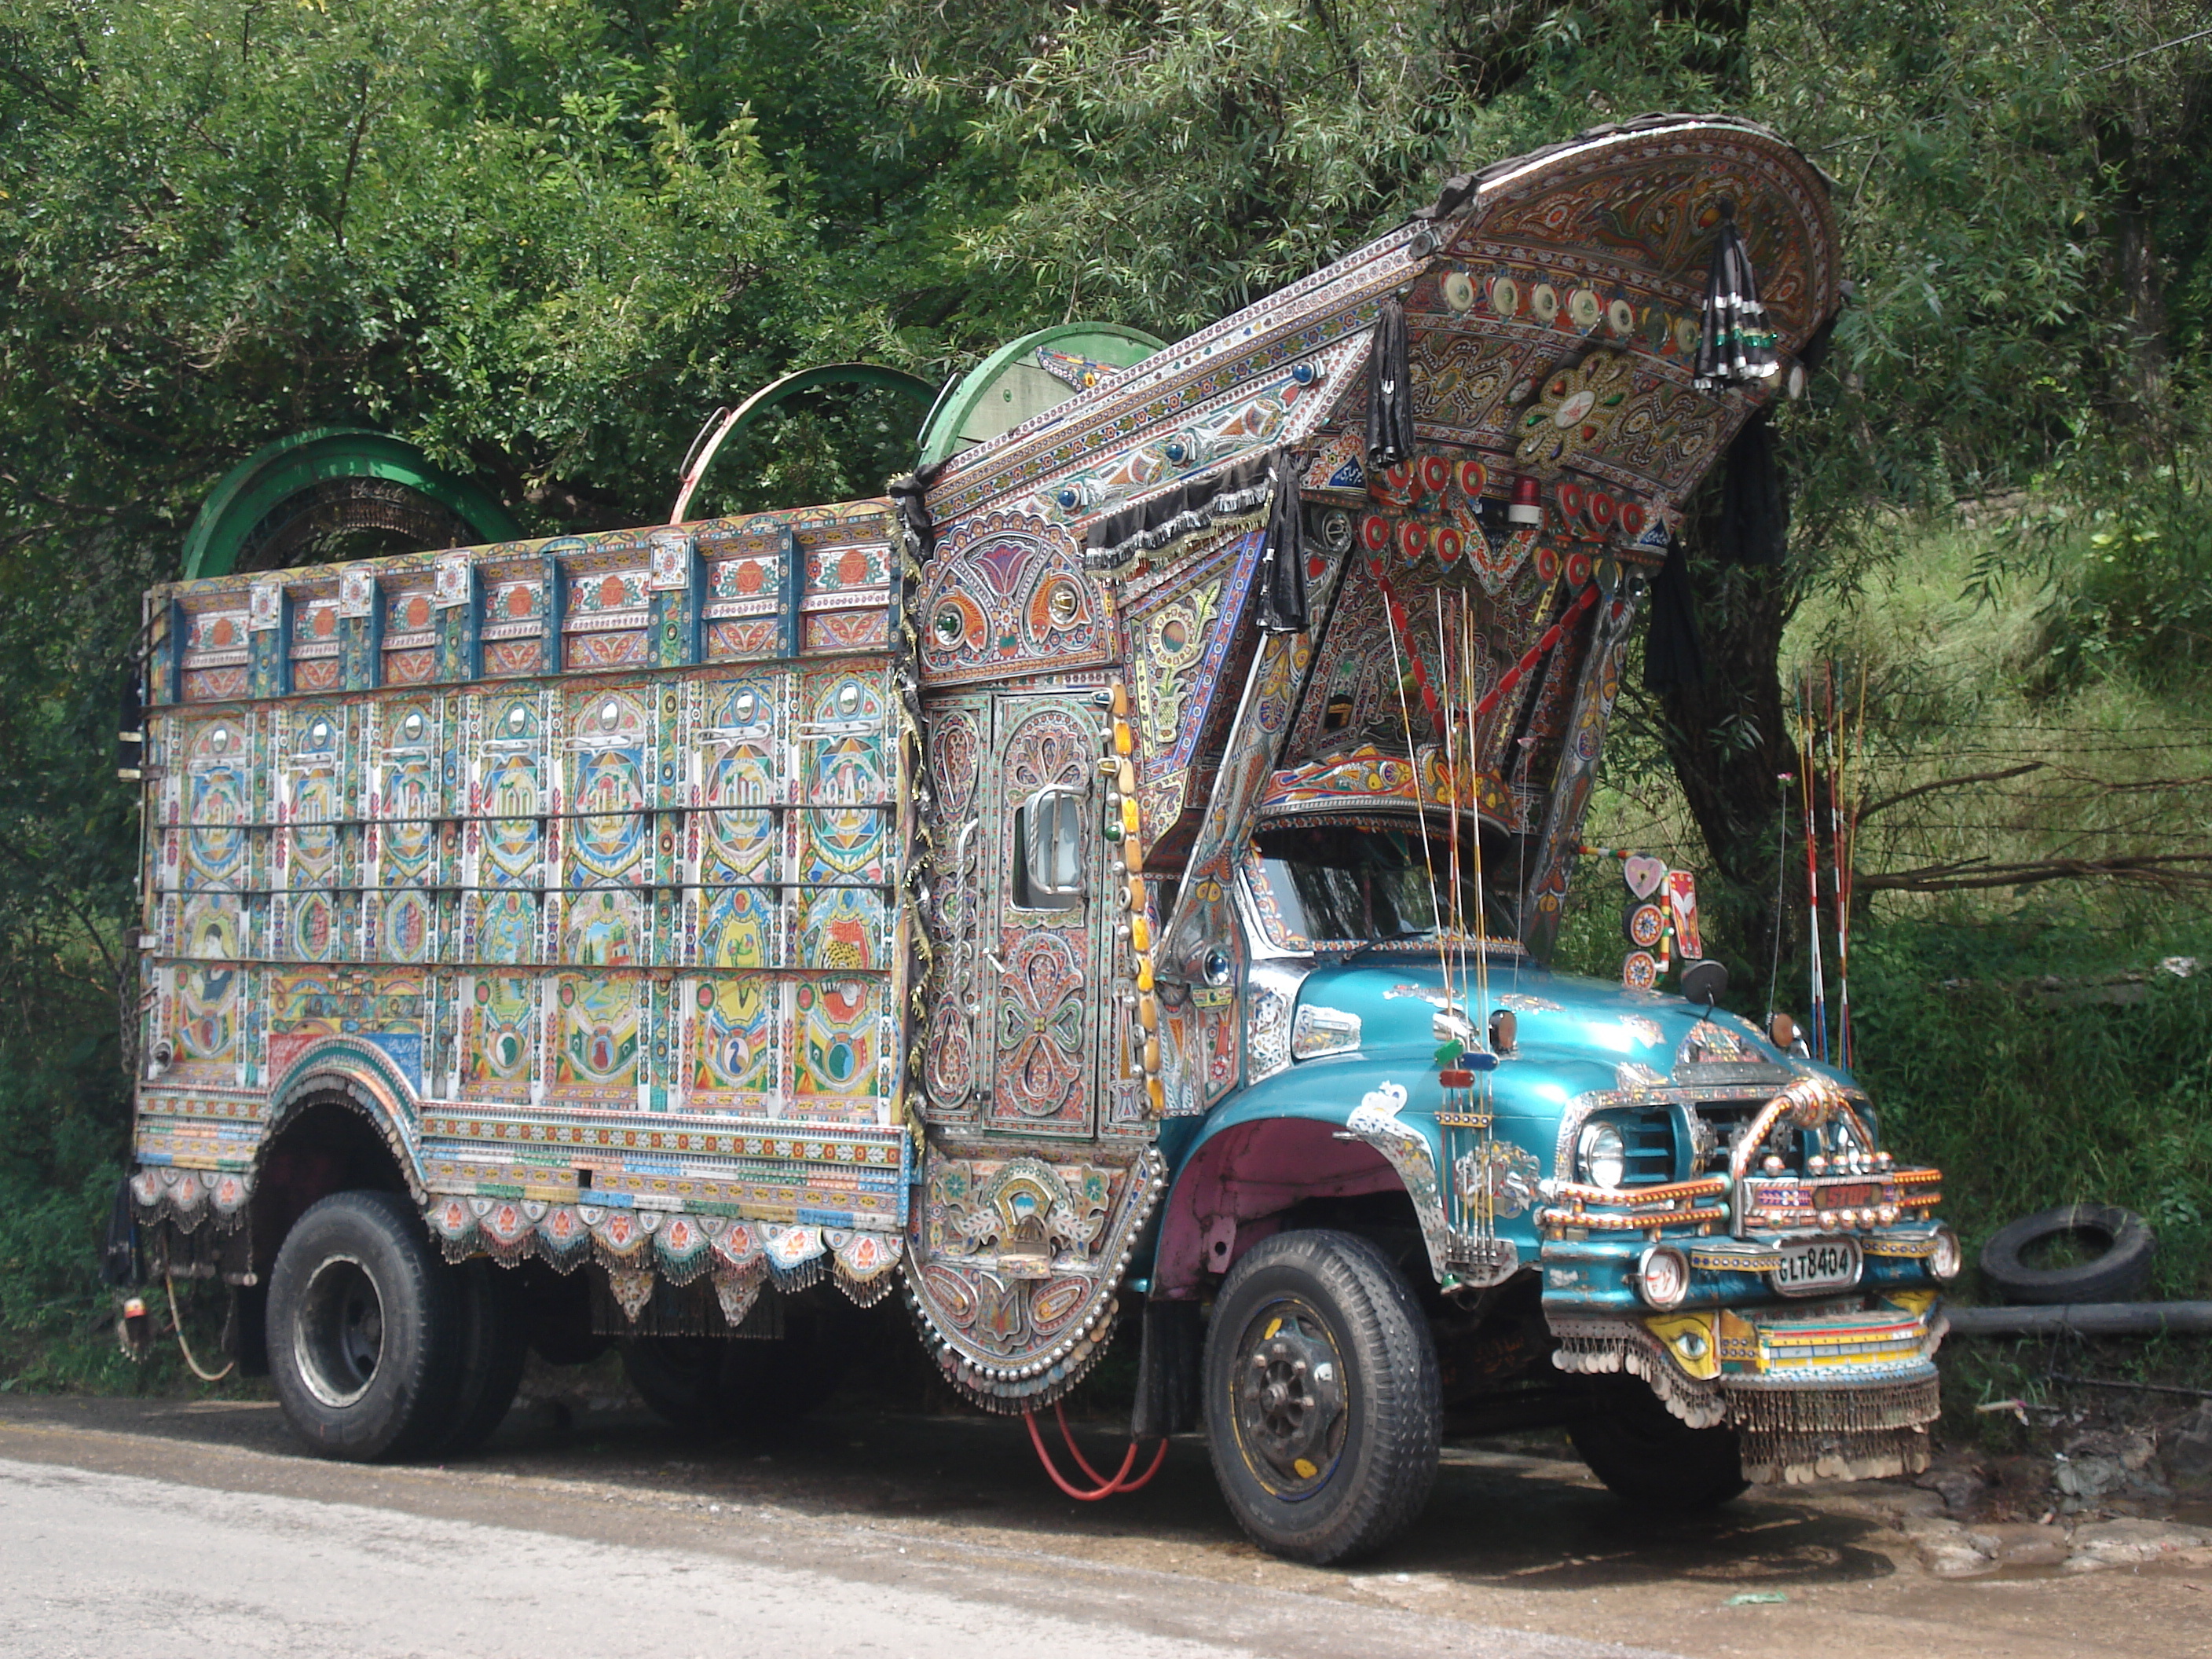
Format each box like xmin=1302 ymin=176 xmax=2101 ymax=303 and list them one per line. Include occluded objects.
xmin=2034 ymin=493 xmax=2212 ymax=694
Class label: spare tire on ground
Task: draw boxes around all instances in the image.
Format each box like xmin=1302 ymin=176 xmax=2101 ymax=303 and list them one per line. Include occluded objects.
xmin=1979 ymin=1203 xmax=2156 ymax=1304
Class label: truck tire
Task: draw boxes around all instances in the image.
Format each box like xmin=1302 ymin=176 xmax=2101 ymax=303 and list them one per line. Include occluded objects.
xmin=1202 ymin=1229 xmax=1441 ymax=1565
xmin=1979 ymin=1203 xmax=2156 ymax=1304
xmin=1569 ymin=1375 xmax=1747 ymax=1509
xmin=266 ymin=1191 xmax=461 ymax=1461
xmin=426 ymin=1259 xmax=528 ymax=1459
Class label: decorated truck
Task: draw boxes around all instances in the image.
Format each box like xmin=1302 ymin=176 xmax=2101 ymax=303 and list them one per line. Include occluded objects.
xmin=121 ymin=113 xmax=1957 ymax=1563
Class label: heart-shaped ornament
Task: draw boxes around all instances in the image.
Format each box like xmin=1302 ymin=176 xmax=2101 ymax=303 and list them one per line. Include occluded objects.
xmin=1623 ymin=854 xmax=1667 ymax=899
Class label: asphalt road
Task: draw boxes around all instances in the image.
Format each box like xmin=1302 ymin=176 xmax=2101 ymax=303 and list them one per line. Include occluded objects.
xmin=1 ymin=1390 xmax=2205 ymax=1659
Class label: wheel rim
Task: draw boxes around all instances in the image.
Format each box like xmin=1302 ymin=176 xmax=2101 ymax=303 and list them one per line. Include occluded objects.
xmin=294 ymin=1254 xmax=385 ymax=1408
xmin=1229 ymin=1295 xmax=1349 ymax=1500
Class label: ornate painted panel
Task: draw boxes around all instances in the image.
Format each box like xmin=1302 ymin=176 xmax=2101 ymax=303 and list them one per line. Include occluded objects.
xmin=137 ymin=500 xmax=916 ymax=1309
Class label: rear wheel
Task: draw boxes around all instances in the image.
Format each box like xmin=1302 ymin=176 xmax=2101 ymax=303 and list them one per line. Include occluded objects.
xmin=426 ymin=1259 xmax=528 ymax=1459
xmin=1568 ymin=1375 xmax=1748 ymax=1509
xmin=1202 ymin=1229 xmax=1441 ymax=1564
xmin=266 ymin=1190 xmax=460 ymax=1461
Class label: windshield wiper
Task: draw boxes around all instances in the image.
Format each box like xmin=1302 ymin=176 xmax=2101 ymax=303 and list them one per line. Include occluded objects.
xmin=1342 ymin=927 xmax=1435 ymax=963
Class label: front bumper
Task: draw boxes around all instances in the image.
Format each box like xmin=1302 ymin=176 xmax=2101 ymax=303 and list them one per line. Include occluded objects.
xmin=1534 ymin=1144 xmax=1951 ymax=1483
xmin=1550 ymin=1291 xmax=1946 ymax=1482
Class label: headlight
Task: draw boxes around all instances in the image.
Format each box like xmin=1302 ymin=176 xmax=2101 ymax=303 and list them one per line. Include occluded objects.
xmin=1929 ymin=1223 xmax=1962 ymax=1282
xmin=1635 ymin=1243 xmax=1690 ymax=1309
xmin=1577 ymin=1120 xmax=1628 ymax=1189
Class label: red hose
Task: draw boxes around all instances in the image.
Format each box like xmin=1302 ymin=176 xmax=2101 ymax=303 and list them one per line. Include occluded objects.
xmin=1021 ymin=1406 xmax=1169 ymax=1500
xmin=1056 ymin=1400 xmax=1168 ymax=1492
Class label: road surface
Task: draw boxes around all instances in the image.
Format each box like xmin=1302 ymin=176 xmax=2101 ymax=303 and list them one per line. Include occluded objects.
xmin=1 ymin=1391 xmax=2204 ymax=1657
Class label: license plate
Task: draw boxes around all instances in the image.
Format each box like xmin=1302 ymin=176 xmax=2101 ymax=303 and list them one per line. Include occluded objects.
xmin=1767 ymin=1238 xmax=1862 ymax=1295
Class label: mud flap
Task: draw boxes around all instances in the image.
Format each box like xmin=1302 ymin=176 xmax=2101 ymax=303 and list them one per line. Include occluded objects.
xmin=101 ymin=1176 xmax=143 ymax=1288
xmin=1130 ymin=1298 xmax=1202 ymax=1440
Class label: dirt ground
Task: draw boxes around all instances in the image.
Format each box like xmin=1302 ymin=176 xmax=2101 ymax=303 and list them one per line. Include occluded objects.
xmin=5 ymin=1375 xmax=2210 ymax=1659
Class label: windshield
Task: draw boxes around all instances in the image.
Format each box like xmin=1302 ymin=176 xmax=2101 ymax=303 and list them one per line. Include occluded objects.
xmin=1250 ymin=820 xmax=1522 ymax=950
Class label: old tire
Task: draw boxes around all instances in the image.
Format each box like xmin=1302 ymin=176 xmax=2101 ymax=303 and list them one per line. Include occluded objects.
xmin=1569 ymin=1375 xmax=1747 ymax=1509
xmin=1979 ymin=1203 xmax=2156 ymax=1304
xmin=1202 ymin=1229 xmax=1441 ymax=1565
xmin=426 ymin=1260 xmax=528 ymax=1459
xmin=266 ymin=1190 xmax=461 ymax=1461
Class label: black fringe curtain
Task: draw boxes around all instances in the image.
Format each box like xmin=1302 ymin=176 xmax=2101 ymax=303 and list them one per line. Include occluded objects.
xmin=1692 ymin=204 xmax=1778 ymax=391
xmin=1365 ymin=296 xmax=1415 ymax=469
xmin=1713 ymin=408 xmax=1788 ymax=568
xmin=1643 ymin=537 xmax=1706 ymax=692
xmin=1257 ymin=451 xmax=1308 ymax=633
xmin=1082 ymin=449 xmax=1276 ymax=572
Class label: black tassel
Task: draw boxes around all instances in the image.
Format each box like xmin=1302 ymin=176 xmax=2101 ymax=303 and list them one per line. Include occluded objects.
xmin=1365 ymin=295 xmax=1415 ymax=468
xmin=1644 ymin=536 xmax=1706 ymax=691
xmin=885 ymin=472 xmax=936 ymax=562
xmin=1713 ymin=409 xmax=1788 ymax=567
xmin=1258 ymin=450 xmax=1308 ymax=633
xmin=1693 ymin=203 xmax=1778 ymax=391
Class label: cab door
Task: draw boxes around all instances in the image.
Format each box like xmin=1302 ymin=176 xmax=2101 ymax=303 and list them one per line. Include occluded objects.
xmin=976 ymin=690 xmax=1104 ymax=1138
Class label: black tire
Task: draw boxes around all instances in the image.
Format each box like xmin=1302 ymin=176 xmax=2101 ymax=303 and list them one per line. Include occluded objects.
xmin=426 ymin=1259 xmax=528 ymax=1459
xmin=266 ymin=1190 xmax=461 ymax=1462
xmin=1979 ymin=1203 xmax=2156 ymax=1304
xmin=1568 ymin=1375 xmax=1748 ymax=1510
xmin=621 ymin=1298 xmax=855 ymax=1433
xmin=1202 ymin=1229 xmax=1441 ymax=1565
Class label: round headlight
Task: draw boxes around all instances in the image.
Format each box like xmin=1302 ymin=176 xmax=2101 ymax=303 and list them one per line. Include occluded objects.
xmin=1929 ymin=1223 xmax=1962 ymax=1282
xmin=1636 ymin=1243 xmax=1690 ymax=1309
xmin=1577 ymin=1120 xmax=1628 ymax=1190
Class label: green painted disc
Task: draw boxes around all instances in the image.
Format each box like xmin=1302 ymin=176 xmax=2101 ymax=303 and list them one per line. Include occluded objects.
xmin=918 ymin=324 xmax=1166 ymax=467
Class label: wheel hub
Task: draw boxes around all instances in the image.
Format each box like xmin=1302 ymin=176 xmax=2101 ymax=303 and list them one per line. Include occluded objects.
xmin=1232 ymin=1303 xmax=1346 ymax=1494
xmin=295 ymin=1254 xmax=384 ymax=1409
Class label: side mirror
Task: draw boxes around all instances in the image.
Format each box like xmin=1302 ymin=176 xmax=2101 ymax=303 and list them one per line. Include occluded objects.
xmin=1016 ymin=786 xmax=1086 ymax=906
xmin=1679 ymin=958 xmax=1729 ymax=1008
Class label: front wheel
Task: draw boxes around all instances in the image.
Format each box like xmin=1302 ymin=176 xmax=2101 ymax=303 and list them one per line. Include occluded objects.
xmin=1568 ymin=1375 xmax=1748 ymax=1509
xmin=1203 ymin=1229 xmax=1441 ymax=1564
xmin=266 ymin=1190 xmax=460 ymax=1461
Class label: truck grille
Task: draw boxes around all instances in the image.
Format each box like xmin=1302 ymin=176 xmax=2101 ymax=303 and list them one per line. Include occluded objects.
xmin=1591 ymin=1108 xmax=1678 ymax=1186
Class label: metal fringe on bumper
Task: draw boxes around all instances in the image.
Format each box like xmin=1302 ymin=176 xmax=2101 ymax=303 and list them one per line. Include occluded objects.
xmin=1550 ymin=1317 xmax=1728 ymax=1429
xmin=1551 ymin=1313 xmax=1944 ymax=1483
xmin=1728 ymin=1375 xmax=1941 ymax=1485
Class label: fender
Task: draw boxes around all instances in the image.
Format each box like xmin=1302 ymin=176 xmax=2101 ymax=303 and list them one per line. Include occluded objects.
xmin=259 ymin=1035 xmax=428 ymax=1202
xmin=1149 ymin=1056 xmax=1453 ymax=1296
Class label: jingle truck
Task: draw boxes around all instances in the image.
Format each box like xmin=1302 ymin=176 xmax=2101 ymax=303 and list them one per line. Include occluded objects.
xmin=123 ymin=113 xmax=1957 ymax=1563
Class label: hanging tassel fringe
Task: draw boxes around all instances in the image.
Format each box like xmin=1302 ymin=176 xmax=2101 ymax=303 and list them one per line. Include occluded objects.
xmin=1257 ymin=450 xmax=1309 ymax=633
xmin=1693 ymin=203 xmax=1778 ymax=390
xmin=1365 ymin=295 xmax=1415 ymax=468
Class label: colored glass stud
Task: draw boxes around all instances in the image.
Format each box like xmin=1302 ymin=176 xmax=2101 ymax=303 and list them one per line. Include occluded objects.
xmin=1507 ymin=476 xmax=1543 ymax=526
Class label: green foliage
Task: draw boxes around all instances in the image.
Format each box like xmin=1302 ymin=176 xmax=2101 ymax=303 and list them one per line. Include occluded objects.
xmin=1848 ymin=904 xmax=2212 ymax=1302
xmin=2032 ymin=491 xmax=2212 ymax=692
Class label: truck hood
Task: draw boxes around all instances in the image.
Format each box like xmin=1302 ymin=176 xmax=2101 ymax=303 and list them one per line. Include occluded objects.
xmin=1290 ymin=956 xmax=1827 ymax=1104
